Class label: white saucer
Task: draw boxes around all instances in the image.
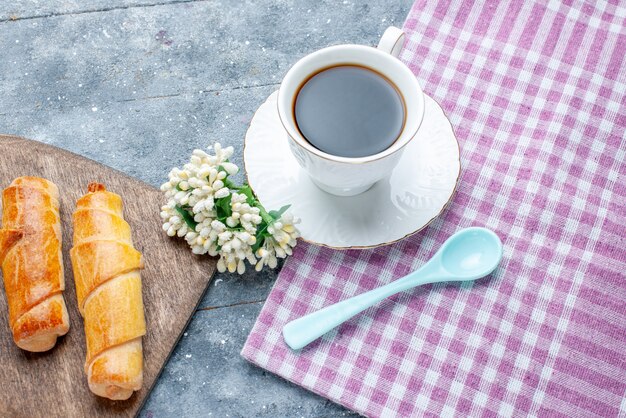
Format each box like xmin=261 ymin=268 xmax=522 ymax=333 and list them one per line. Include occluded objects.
xmin=244 ymin=91 xmax=460 ymax=249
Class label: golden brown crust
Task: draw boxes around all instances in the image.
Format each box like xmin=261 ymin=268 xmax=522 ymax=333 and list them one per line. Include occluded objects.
xmin=87 ymin=338 xmax=143 ymax=400
xmin=83 ymin=272 xmax=145 ymax=364
xmin=71 ymin=241 xmax=143 ymax=313
xmin=12 ymin=293 xmax=70 ymax=352
xmin=76 ymin=186 xmax=123 ymax=216
xmin=87 ymin=182 xmax=107 ymax=193
xmin=71 ymin=183 xmax=146 ymax=400
xmin=0 ymin=229 xmax=22 ymax=265
xmin=0 ymin=177 xmax=70 ymax=352
xmin=72 ymin=209 xmax=132 ymax=244
xmin=10 ymin=176 xmax=59 ymax=203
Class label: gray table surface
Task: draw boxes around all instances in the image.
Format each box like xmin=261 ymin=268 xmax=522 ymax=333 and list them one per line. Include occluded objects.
xmin=0 ymin=1 xmax=412 ymax=416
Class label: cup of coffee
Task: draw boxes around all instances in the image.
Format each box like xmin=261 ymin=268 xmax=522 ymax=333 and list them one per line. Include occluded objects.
xmin=277 ymin=26 xmax=425 ymax=196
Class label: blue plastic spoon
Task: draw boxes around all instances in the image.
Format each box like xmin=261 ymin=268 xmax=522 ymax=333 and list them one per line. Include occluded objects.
xmin=283 ymin=227 xmax=503 ymax=350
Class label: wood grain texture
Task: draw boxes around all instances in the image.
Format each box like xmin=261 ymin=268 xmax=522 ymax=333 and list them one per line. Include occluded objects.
xmin=0 ymin=135 xmax=216 ymax=417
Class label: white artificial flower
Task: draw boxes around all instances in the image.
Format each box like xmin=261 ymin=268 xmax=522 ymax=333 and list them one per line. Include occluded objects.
xmin=193 ymin=142 xmax=234 ymax=169
xmin=255 ymin=243 xmax=278 ymax=271
xmin=185 ymin=216 xmax=223 ymax=255
xmin=254 ymin=212 xmax=300 ymax=270
xmin=226 ymin=192 xmax=262 ymax=233
xmin=160 ymin=200 xmax=190 ymax=237
xmin=160 ymin=144 xmax=232 ymax=211
xmin=161 ymin=142 xmax=300 ymax=274
xmin=220 ymin=162 xmax=239 ymax=175
xmin=267 ymin=212 xmax=300 ymax=257
xmin=215 ymin=230 xmax=257 ymax=274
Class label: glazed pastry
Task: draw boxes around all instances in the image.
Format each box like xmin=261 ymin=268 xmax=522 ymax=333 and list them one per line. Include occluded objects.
xmin=0 ymin=176 xmax=70 ymax=352
xmin=70 ymin=183 xmax=146 ymax=400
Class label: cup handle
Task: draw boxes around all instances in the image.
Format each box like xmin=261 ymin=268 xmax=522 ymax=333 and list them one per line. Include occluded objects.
xmin=377 ymin=26 xmax=405 ymax=58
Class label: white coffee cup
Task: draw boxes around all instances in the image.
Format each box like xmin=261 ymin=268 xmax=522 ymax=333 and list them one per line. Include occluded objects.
xmin=277 ymin=26 xmax=425 ymax=197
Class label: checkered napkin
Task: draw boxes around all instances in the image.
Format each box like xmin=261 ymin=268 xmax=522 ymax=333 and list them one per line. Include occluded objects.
xmin=242 ymin=1 xmax=626 ymax=416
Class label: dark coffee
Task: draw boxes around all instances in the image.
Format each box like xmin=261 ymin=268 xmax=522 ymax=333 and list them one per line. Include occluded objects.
xmin=294 ymin=65 xmax=405 ymax=158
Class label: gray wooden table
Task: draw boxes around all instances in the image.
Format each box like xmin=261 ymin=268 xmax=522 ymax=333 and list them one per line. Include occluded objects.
xmin=0 ymin=1 xmax=412 ymax=416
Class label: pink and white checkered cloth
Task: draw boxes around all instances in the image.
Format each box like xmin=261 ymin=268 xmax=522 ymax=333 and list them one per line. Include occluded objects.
xmin=242 ymin=1 xmax=626 ymax=416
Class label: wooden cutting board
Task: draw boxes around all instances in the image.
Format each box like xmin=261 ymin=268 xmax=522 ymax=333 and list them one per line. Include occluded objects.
xmin=0 ymin=135 xmax=216 ymax=417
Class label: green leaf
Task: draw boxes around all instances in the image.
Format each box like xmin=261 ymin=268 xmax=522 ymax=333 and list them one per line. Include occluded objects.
xmin=268 ymin=204 xmax=291 ymax=220
xmin=174 ymin=205 xmax=198 ymax=230
xmin=215 ymin=194 xmax=233 ymax=222
xmin=238 ymin=184 xmax=257 ymax=206
xmin=223 ymin=177 xmax=237 ymax=190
